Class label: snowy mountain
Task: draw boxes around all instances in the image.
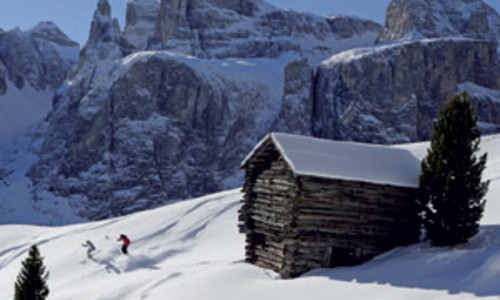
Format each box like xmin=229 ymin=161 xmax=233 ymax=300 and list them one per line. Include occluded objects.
xmin=0 ymin=23 xmax=79 ymax=141
xmin=2 ymin=0 xmax=500 ymax=221
xmin=118 ymin=0 xmax=382 ymax=62
xmin=278 ymin=0 xmax=500 ymax=142
xmin=79 ymin=0 xmax=381 ymax=66
xmin=311 ymin=38 xmax=500 ymax=143
xmin=2 ymin=134 xmax=500 ymax=299
xmin=0 ymin=22 xmax=79 ymax=93
xmin=29 ymin=21 xmax=81 ymax=67
xmin=23 ymin=0 xmax=382 ymax=220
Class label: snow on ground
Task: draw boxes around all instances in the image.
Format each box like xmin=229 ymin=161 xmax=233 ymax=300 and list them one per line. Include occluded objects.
xmin=1 ymin=135 xmax=500 ymax=299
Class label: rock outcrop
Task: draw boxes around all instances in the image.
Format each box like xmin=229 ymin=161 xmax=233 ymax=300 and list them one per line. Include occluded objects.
xmin=115 ymin=0 xmax=383 ymax=61
xmin=153 ymin=0 xmax=381 ymax=60
xmin=311 ymin=39 xmax=500 ymax=143
xmin=79 ymin=0 xmax=122 ymax=69
xmin=275 ymin=0 xmax=500 ymax=144
xmin=378 ymin=0 xmax=500 ymax=42
xmin=273 ymin=59 xmax=314 ymax=135
xmin=80 ymin=0 xmax=381 ymax=69
xmin=123 ymin=0 xmax=160 ymax=50
xmin=29 ymin=52 xmax=286 ymax=219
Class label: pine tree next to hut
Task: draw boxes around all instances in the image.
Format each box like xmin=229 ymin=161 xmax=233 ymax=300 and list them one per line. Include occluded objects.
xmin=14 ymin=245 xmax=50 ymax=300
xmin=419 ymin=92 xmax=489 ymax=247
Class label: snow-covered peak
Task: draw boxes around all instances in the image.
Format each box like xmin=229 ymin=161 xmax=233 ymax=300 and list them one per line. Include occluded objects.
xmin=96 ymin=0 xmax=112 ymax=17
xmin=0 ymin=25 xmax=78 ymax=91
xmin=29 ymin=21 xmax=78 ymax=47
xmin=28 ymin=21 xmax=80 ymax=67
xmin=378 ymin=0 xmax=500 ymax=42
xmin=78 ymin=0 xmax=122 ymax=69
xmin=88 ymin=0 xmax=121 ymax=43
xmin=321 ymin=37 xmax=478 ymax=66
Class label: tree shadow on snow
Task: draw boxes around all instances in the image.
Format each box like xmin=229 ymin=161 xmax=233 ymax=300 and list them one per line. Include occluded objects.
xmin=303 ymin=225 xmax=500 ymax=297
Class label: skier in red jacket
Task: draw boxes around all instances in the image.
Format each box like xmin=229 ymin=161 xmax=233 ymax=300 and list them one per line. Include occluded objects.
xmin=118 ymin=234 xmax=130 ymax=254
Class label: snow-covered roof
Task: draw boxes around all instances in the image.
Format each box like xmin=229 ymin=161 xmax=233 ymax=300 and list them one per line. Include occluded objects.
xmin=242 ymin=133 xmax=421 ymax=188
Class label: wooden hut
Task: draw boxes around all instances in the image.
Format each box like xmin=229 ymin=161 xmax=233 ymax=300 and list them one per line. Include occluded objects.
xmin=239 ymin=132 xmax=421 ymax=278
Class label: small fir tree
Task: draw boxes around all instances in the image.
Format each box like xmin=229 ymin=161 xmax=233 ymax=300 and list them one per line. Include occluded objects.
xmin=418 ymin=92 xmax=488 ymax=246
xmin=14 ymin=245 xmax=49 ymax=300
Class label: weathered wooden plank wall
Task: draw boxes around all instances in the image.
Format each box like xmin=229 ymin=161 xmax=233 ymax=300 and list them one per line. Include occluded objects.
xmin=239 ymin=139 xmax=298 ymax=275
xmin=286 ymin=176 xmax=419 ymax=276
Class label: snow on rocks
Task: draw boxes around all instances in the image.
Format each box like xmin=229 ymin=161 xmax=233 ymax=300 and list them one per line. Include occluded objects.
xmin=378 ymin=0 xmax=500 ymax=43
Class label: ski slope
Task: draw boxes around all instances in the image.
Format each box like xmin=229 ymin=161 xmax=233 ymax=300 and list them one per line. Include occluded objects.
xmin=2 ymin=136 xmax=500 ymax=299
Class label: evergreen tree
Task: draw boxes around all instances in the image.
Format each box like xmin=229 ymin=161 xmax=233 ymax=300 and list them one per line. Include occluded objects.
xmin=418 ymin=92 xmax=488 ymax=246
xmin=14 ymin=245 xmax=49 ymax=300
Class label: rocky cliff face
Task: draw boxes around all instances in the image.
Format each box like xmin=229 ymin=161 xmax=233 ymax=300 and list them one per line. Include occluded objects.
xmin=378 ymin=0 xmax=500 ymax=42
xmin=273 ymin=59 xmax=314 ymax=135
xmin=311 ymin=39 xmax=500 ymax=143
xmin=25 ymin=0 xmax=500 ymax=221
xmin=153 ymin=0 xmax=380 ymax=60
xmin=26 ymin=0 xmax=382 ymax=220
xmin=276 ymin=0 xmax=500 ymax=144
xmin=29 ymin=52 xmax=287 ymax=219
xmin=0 ymin=21 xmax=80 ymax=214
xmin=79 ymin=0 xmax=122 ymax=69
xmin=81 ymin=0 xmax=381 ymax=63
xmin=0 ymin=23 xmax=79 ymax=93
xmin=123 ymin=0 xmax=160 ymax=50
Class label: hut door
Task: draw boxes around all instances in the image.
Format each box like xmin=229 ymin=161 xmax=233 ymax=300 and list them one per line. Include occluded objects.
xmin=324 ymin=247 xmax=358 ymax=267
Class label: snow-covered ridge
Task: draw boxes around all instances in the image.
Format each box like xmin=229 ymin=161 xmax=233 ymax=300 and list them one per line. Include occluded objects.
xmin=322 ymin=37 xmax=488 ymax=66
xmin=86 ymin=0 xmax=381 ymax=64
xmin=29 ymin=21 xmax=79 ymax=47
xmin=29 ymin=21 xmax=80 ymax=68
xmin=312 ymin=37 xmax=499 ymax=144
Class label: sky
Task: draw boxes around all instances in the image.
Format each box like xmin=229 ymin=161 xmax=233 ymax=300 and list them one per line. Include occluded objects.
xmin=0 ymin=0 xmax=499 ymax=45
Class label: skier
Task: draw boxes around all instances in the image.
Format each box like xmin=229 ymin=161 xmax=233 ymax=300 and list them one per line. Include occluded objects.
xmin=117 ymin=234 xmax=130 ymax=255
xmin=82 ymin=240 xmax=96 ymax=258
